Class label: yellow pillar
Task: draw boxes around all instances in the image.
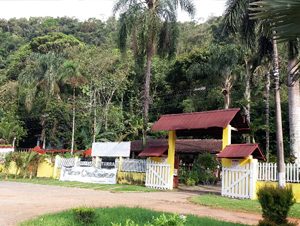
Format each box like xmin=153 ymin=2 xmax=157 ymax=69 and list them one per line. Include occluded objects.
xmin=222 ymin=125 xmax=232 ymax=150
xmin=167 ymin=130 xmax=176 ymax=189
xmin=222 ymin=125 xmax=232 ymax=165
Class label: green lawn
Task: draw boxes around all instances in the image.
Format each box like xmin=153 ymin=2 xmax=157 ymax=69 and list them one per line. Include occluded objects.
xmin=1 ymin=176 xmax=156 ymax=192
xmin=190 ymin=194 xmax=300 ymax=219
xmin=20 ymin=207 xmax=246 ymax=226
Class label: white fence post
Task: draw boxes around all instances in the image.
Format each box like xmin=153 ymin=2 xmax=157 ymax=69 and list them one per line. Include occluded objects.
xmin=249 ymin=159 xmax=258 ymax=199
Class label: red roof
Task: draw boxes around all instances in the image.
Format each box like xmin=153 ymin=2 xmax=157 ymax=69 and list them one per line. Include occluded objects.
xmin=138 ymin=147 xmax=168 ymax=157
xmin=217 ymin=144 xmax=266 ymax=160
xmin=152 ymin=108 xmax=249 ymax=132
xmin=83 ymin=148 xmax=92 ymax=156
xmin=32 ymin=146 xmax=46 ymax=154
xmin=131 ymin=139 xmax=222 ymax=154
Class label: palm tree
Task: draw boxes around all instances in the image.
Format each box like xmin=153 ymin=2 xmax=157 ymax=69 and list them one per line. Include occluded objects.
xmin=250 ymin=0 xmax=300 ymax=41
xmin=224 ymin=0 xmax=286 ymax=187
xmin=251 ymin=1 xmax=300 ymax=164
xmin=113 ymin=0 xmax=195 ymax=142
xmin=18 ymin=52 xmax=64 ymax=149
xmin=60 ymin=60 xmax=86 ymax=155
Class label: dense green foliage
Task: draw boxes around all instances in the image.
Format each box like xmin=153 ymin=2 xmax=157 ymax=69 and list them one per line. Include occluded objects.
xmin=20 ymin=207 xmax=246 ymax=226
xmin=0 ymin=16 xmax=296 ymax=160
xmin=257 ymin=186 xmax=295 ymax=225
xmin=180 ymin=153 xmax=218 ymax=185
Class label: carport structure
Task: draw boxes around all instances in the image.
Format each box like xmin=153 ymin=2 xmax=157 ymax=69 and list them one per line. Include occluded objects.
xmin=151 ymin=108 xmax=250 ymax=188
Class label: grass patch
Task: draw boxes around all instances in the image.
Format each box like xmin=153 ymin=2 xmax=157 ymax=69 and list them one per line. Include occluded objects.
xmin=1 ymin=176 xmax=156 ymax=192
xmin=190 ymin=194 xmax=300 ymax=219
xmin=20 ymin=207 xmax=246 ymax=226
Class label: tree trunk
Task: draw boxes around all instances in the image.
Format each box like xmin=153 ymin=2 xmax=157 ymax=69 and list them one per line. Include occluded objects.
xmin=222 ymin=75 xmax=232 ymax=110
xmin=288 ymin=41 xmax=300 ymax=164
xmin=244 ymin=59 xmax=251 ymax=123
xmin=93 ymin=91 xmax=97 ymax=143
xmin=142 ymin=37 xmax=154 ymax=146
xmin=265 ymin=72 xmax=271 ymax=162
xmin=71 ymin=87 xmax=76 ymax=155
xmin=273 ymin=35 xmax=285 ymax=188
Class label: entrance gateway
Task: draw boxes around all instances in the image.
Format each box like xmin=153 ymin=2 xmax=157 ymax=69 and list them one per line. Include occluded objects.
xmin=149 ymin=108 xmax=250 ymax=189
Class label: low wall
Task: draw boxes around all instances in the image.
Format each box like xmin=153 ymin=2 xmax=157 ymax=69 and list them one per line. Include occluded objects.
xmin=36 ymin=159 xmax=54 ymax=178
xmin=256 ymin=181 xmax=300 ymax=202
xmin=0 ymin=162 xmax=19 ymax=175
xmin=0 ymin=159 xmax=55 ymax=178
xmin=117 ymin=171 xmax=146 ymax=185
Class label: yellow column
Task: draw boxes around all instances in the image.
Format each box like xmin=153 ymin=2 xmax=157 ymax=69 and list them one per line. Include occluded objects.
xmin=167 ymin=130 xmax=176 ymax=189
xmin=222 ymin=125 xmax=232 ymax=166
xmin=222 ymin=125 xmax=232 ymax=150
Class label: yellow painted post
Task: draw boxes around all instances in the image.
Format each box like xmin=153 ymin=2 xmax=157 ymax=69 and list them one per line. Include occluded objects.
xmin=222 ymin=125 xmax=232 ymax=166
xmin=222 ymin=125 xmax=232 ymax=150
xmin=167 ymin=130 xmax=176 ymax=189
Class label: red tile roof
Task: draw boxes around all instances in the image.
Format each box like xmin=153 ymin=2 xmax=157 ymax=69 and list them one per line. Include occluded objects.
xmin=217 ymin=144 xmax=266 ymax=160
xmin=152 ymin=108 xmax=249 ymax=132
xmin=131 ymin=139 xmax=222 ymax=154
xmin=138 ymin=147 xmax=168 ymax=157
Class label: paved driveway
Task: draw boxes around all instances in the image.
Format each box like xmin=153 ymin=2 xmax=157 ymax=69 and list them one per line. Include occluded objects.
xmin=0 ymin=181 xmax=264 ymax=226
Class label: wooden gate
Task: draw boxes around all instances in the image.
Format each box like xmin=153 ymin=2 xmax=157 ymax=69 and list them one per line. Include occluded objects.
xmin=145 ymin=160 xmax=172 ymax=190
xmin=221 ymin=161 xmax=257 ymax=199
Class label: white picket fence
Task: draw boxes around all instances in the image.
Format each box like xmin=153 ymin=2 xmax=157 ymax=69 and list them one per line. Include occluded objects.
xmin=120 ymin=159 xmax=146 ymax=173
xmin=258 ymin=162 xmax=300 ymax=183
xmin=222 ymin=161 xmax=257 ymax=199
xmin=145 ymin=160 xmax=172 ymax=190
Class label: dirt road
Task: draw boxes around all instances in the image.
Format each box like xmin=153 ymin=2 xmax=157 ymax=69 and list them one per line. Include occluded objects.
xmin=0 ymin=181 xmax=265 ymax=225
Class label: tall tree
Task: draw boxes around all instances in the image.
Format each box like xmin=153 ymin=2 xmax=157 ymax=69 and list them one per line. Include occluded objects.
xmin=60 ymin=60 xmax=86 ymax=154
xmin=251 ymin=0 xmax=300 ymax=164
xmin=224 ymin=0 xmax=286 ymax=186
xmin=113 ymin=0 xmax=195 ymax=142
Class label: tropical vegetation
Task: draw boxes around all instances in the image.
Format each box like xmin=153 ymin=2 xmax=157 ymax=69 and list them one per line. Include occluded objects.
xmin=0 ymin=1 xmax=298 ymax=164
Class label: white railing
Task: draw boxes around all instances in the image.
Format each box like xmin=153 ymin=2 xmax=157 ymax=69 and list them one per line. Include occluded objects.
xmin=77 ymin=161 xmax=94 ymax=167
xmin=258 ymin=162 xmax=277 ymax=182
xmin=55 ymin=157 xmax=76 ymax=168
xmin=145 ymin=160 xmax=172 ymax=190
xmin=286 ymin=163 xmax=300 ymax=183
xmin=258 ymin=162 xmax=300 ymax=183
xmin=120 ymin=159 xmax=146 ymax=173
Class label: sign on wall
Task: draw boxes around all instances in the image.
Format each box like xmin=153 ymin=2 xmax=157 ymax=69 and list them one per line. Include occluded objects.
xmin=60 ymin=166 xmax=117 ymax=184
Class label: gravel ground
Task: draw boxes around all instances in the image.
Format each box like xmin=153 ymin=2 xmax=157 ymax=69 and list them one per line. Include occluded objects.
xmin=0 ymin=181 xmax=269 ymax=226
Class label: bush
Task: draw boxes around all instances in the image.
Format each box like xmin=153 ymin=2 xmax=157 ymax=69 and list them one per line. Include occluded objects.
xmin=185 ymin=177 xmax=196 ymax=186
xmin=112 ymin=214 xmax=186 ymax=226
xmin=72 ymin=207 xmax=96 ymax=225
xmin=257 ymin=186 xmax=295 ymax=225
xmin=150 ymin=214 xmax=186 ymax=226
xmin=189 ymin=153 xmax=219 ymax=185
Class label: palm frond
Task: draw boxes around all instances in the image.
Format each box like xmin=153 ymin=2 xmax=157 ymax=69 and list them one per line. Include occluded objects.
xmin=250 ymin=0 xmax=300 ymax=40
xmin=224 ymin=0 xmax=249 ymax=33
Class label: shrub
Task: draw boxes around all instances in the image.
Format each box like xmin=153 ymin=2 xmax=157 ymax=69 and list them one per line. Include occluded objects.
xmin=150 ymin=214 xmax=186 ymax=226
xmin=112 ymin=219 xmax=139 ymax=226
xmin=189 ymin=153 xmax=219 ymax=185
xmin=112 ymin=214 xmax=186 ymax=226
xmin=72 ymin=207 xmax=96 ymax=225
xmin=257 ymin=186 xmax=295 ymax=225
xmin=185 ymin=177 xmax=196 ymax=186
